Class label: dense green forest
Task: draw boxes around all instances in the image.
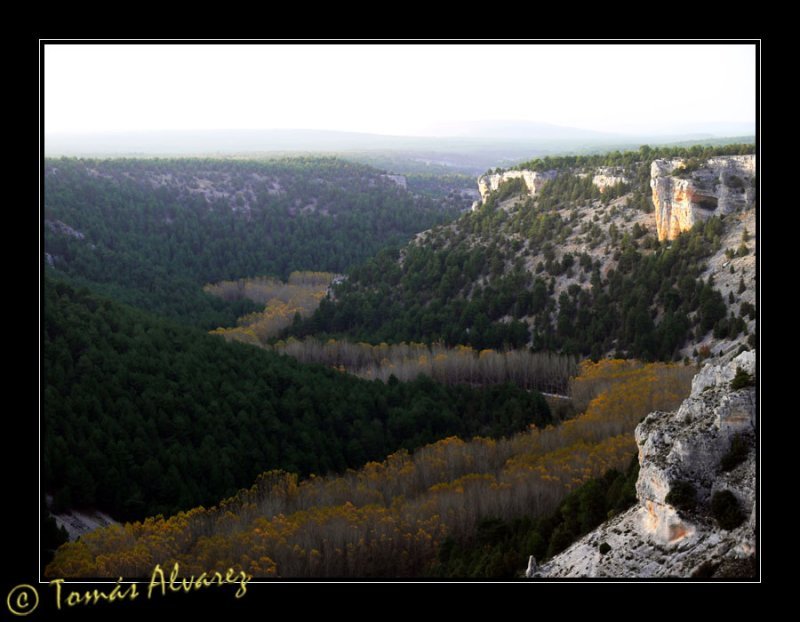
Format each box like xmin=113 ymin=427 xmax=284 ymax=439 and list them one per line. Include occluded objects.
xmin=44 ymin=278 xmax=551 ymax=520
xmin=508 ymin=143 xmax=755 ymax=174
xmin=44 ymin=157 xmax=459 ymax=328
xmin=291 ymin=145 xmax=754 ymax=359
xmin=404 ymin=173 xmax=477 ymax=210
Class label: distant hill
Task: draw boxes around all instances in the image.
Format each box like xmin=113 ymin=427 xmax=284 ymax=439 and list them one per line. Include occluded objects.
xmin=45 ymin=127 xmax=756 ymax=176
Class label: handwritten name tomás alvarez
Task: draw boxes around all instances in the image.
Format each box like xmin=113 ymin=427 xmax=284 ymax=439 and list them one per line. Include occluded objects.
xmin=49 ymin=562 xmax=252 ymax=610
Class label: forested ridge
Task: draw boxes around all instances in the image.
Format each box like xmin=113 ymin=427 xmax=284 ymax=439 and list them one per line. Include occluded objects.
xmin=508 ymin=142 xmax=754 ymax=173
xmin=44 ymin=157 xmax=459 ymax=328
xmin=291 ymin=144 xmax=754 ymax=359
xmin=44 ymin=278 xmax=551 ymax=521
xmin=270 ymin=338 xmax=577 ymax=394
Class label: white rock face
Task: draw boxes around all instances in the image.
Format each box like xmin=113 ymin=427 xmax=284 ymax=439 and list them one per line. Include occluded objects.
xmin=531 ymin=351 xmax=756 ymax=578
xmin=475 ymin=170 xmax=558 ymax=207
xmin=475 ymin=165 xmax=631 ymax=210
xmin=592 ymin=167 xmax=631 ymax=192
xmin=525 ymin=555 xmax=538 ymax=578
xmin=650 ymin=155 xmax=756 ymax=241
xmin=54 ymin=509 xmax=118 ymax=541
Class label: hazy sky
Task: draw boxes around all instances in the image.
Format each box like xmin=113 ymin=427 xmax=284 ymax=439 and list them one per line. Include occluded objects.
xmin=45 ymin=43 xmax=756 ymax=136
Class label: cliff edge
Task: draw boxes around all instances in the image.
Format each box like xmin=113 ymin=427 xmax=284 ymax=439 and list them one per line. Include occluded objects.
xmin=529 ymin=350 xmax=756 ymax=578
xmin=651 ymin=155 xmax=756 ymax=241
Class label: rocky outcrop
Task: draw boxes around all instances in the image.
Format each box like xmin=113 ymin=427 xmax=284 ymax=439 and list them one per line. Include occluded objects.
xmin=54 ymin=509 xmax=118 ymax=541
xmin=475 ymin=170 xmax=558 ymax=207
xmin=651 ymin=155 xmax=755 ymax=241
xmin=476 ymin=165 xmax=632 ymax=209
xmin=525 ymin=555 xmax=538 ymax=578
xmin=591 ymin=167 xmax=630 ymax=193
xmin=530 ymin=351 xmax=756 ymax=578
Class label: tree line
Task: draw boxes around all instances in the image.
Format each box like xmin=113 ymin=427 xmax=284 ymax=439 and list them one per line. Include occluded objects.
xmin=205 ymin=272 xmax=335 ymax=344
xmin=429 ymin=456 xmax=640 ymax=577
xmin=270 ymin=338 xmax=577 ymax=395
xmin=510 ymin=143 xmax=754 ymax=174
xmin=46 ymin=359 xmax=694 ymax=578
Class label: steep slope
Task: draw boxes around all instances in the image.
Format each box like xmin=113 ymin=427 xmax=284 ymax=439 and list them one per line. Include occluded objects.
xmin=528 ymin=350 xmax=756 ymax=578
xmin=297 ymin=145 xmax=755 ymax=361
xmin=44 ymin=157 xmax=459 ymax=328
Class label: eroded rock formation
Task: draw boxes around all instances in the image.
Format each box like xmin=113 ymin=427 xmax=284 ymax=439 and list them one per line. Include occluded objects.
xmin=591 ymin=167 xmax=630 ymax=193
xmin=476 ymin=170 xmax=558 ymax=205
xmin=529 ymin=351 xmax=756 ymax=578
xmin=651 ymin=156 xmax=755 ymax=241
xmin=475 ymin=165 xmax=632 ymax=209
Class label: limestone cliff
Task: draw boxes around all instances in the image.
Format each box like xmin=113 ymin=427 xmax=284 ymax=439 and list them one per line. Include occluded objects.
xmin=476 ymin=170 xmax=558 ymax=206
xmin=475 ymin=165 xmax=632 ymax=209
xmin=591 ymin=167 xmax=630 ymax=193
xmin=651 ymin=155 xmax=755 ymax=241
xmin=529 ymin=351 xmax=756 ymax=578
